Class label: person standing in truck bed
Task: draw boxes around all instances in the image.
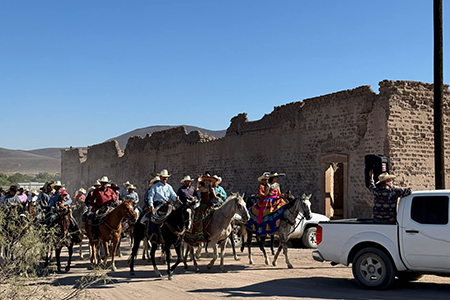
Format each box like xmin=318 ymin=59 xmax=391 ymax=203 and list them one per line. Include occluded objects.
xmin=369 ymin=171 xmax=412 ymax=223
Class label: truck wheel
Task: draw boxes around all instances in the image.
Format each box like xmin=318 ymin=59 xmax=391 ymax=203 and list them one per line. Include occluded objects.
xmin=302 ymin=227 xmax=318 ymax=249
xmin=352 ymin=247 xmax=395 ymax=290
xmin=396 ymin=272 xmax=424 ymax=282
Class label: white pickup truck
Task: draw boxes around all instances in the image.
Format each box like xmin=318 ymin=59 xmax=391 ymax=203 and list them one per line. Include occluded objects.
xmin=312 ymin=190 xmax=450 ymax=289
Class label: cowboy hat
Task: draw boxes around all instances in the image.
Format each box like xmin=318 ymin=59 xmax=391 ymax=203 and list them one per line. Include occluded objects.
xmin=123 ymin=181 xmax=131 ymax=187
xmin=213 ymin=175 xmax=222 ymax=184
xmin=258 ymin=172 xmax=271 ymax=182
xmin=51 ymin=181 xmax=64 ymax=188
xmin=127 ymin=184 xmax=137 ymax=190
xmin=181 ymin=175 xmax=193 ymax=183
xmin=157 ymin=169 xmax=171 ymax=177
xmin=201 ymin=173 xmax=218 ymax=183
xmin=93 ymin=180 xmax=101 ymax=186
xmin=78 ymin=188 xmax=86 ymax=194
xmin=31 ymin=190 xmax=39 ymax=195
xmin=376 ymin=172 xmax=396 ymax=184
xmin=150 ymin=176 xmax=161 ymax=186
xmin=269 ymin=171 xmax=286 ymax=178
xmin=99 ymin=176 xmax=110 ymax=183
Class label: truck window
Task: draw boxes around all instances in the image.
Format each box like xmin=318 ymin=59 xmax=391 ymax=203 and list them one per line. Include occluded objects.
xmin=411 ymin=196 xmax=449 ymax=225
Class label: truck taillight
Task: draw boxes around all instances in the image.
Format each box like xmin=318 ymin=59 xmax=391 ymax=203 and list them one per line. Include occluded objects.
xmin=316 ymin=225 xmax=322 ymax=245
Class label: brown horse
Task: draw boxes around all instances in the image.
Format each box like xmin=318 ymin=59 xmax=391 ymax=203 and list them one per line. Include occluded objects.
xmin=85 ymin=200 xmax=137 ymax=271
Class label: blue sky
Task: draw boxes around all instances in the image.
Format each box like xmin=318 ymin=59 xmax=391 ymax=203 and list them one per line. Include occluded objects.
xmin=0 ymin=1 xmax=447 ymax=150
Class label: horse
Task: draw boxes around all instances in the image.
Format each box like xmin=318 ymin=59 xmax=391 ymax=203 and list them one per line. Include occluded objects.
xmin=245 ymin=193 xmax=312 ymax=268
xmin=129 ymin=199 xmax=195 ymax=280
xmin=72 ymin=201 xmax=87 ymax=258
xmin=85 ymin=199 xmax=137 ymax=271
xmin=53 ymin=205 xmax=83 ymax=272
xmin=183 ymin=193 xmax=250 ymax=273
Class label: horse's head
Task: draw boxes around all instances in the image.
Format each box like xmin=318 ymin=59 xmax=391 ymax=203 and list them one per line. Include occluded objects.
xmin=122 ymin=200 xmax=137 ymax=223
xmin=232 ymin=193 xmax=250 ymax=223
xmin=299 ymin=193 xmax=312 ymax=221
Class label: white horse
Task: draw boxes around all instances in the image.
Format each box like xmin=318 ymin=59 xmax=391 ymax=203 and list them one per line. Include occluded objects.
xmin=246 ymin=193 xmax=312 ymax=268
xmin=184 ymin=193 xmax=250 ymax=272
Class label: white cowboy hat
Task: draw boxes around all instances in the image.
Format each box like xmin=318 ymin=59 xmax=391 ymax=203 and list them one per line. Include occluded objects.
xmin=123 ymin=181 xmax=131 ymax=187
xmin=149 ymin=176 xmax=161 ymax=186
xmin=213 ymin=175 xmax=222 ymax=184
xmin=78 ymin=188 xmax=86 ymax=194
xmin=99 ymin=176 xmax=110 ymax=183
xmin=157 ymin=169 xmax=171 ymax=177
xmin=127 ymin=184 xmax=137 ymax=190
xmin=258 ymin=172 xmax=271 ymax=182
xmin=93 ymin=180 xmax=101 ymax=186
xmin=376 ymin=172 xmax=396 ymax=184
xmin=31 ymin=190 xmax=39 ymax=195
xmin=88 ymin=186 xmax=95 ymax=191
xmin=181 ymin=175 xmax=193 ymax=183
xmin=269 ymin=171 xmax=286 ymax=178
xmin=51 ymin=181 xmax=64 ymax=188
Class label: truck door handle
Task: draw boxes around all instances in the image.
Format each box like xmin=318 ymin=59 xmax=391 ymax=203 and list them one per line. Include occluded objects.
xmin=405 ymin=229 xmax=419 ymax=234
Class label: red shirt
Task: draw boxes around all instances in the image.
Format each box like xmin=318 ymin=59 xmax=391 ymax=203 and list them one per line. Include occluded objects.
xmin=90 ymin=187 xmax=117 ymax=208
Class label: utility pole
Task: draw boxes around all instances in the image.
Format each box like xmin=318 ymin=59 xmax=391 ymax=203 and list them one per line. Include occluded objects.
xmin=434 ymin=0 xmax=445 ymax=189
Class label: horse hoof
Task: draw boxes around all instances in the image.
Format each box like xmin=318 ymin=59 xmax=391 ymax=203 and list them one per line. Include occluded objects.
xmin=234 ymin=256 xmax=240 ymax=261
xmin=287 ymin=264 xmax=294 ymax=269
xmin=130 ymin=271 xmax=135 ymax=276
xmin=195 ymin=268 xmax=200 ymax=273
xmin=265 ymin=260 xmax=270 ymax=265
xmin=221 ymin=268 xmax=228 ymax=273
xmin=168 ymin=275 xmax=173 ymax=280
xmin=65 ymin=266 xmax=71 ymax=272
xmin=272 ymin=261 xmax=277 ymax=267
xmin=207 ymin=264 xmax=213 ymax=270
xmin=249 ymin=260 xmax=254 ymax=265
xmin=111 ymin=266 xmax=117 ymax=272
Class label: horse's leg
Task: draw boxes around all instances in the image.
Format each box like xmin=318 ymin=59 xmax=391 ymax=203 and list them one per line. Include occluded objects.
xmin=279 ymin=236 xmax=292 ymax=269
xmin=102 ymin=240 xmax=109 ymax=269
xmin=257 ymin=236 xmax=269 ymax=265
xmin=206 ymin=241 xmax=218 ymax=270
xmin=229 ymin=231 xmax=239 ymax=261
xmin=219 ymin=240 xmax=227 ymax=273
xmin=116 ymin=238 xmax=122 ymax=258
xmin=204 ymin=241 xmax=210 ymax=258
xmin=111 ymin=236 xmax=119 ymax=271
xmin=247 ymin=229 xmax=254 ymax=264
xmin=195 ymin=242 xmax=203 ymax=259
xmin=150 ymin=243 xmax=162 ymax=277
xmin=183 ymin=243 xmax=190 ymax=269
xmin=66 ymin=243 xmax=73 ymax=272
xmin=170 ymin=244 xmax=182 ymax=276
xmin=166 ymin=243 xmax=173 ymax=280
xmin=191 ymin=246 xmax=200 ymax=273
xmin=55 ymin=246 xmax=62 ymax=272
xmin=270 ymin=235 xmax=275 ymax=256
xmin=272 ymin=244 xmax=283 ymax=267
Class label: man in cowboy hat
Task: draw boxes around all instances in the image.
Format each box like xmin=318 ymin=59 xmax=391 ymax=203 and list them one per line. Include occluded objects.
xmin=146 ymin=170 xmax=179 ymax=211
xmin=369 ymin=171 xmax=412 ymax=223
xmin=49 ymin=181 xmax=72 ymax=208
xmin=120 ymin=181 xmax=131 ymax=200
xmin=73 ymin=188 xmax=86 ymax=208
xmin=89 ymin=176 xmax=118 ymax=240
xmin=85 ymin=180 xmax=101 ymax=207
xmin=211 ymin=175 xmax=227 ymax=207
xmin=177 ymin=175 xmax=198 ymax=204
xmin=123 ymin=184 xmax=139 ymax=205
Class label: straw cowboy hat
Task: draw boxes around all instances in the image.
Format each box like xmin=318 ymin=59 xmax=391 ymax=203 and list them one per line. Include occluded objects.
xmin=78 ymin=188 xmax=86 ymax=194
xmin=123 ymin=181 xmax=131 ymax=187
xmin=269 ymin=171 xmax=286 ymax=178
xmin=181 ymin=175 xmax=193 ymax=183
xmin=31 ymin=190 xmax=39 ymax=195
xmin=258 ymin=172 xmax=271 ymax=182
xmin=157 ymin=169 xmax=171 ymax=178
xmin=93 ymin=180 xmax=101 ymax=186
xmin=99 ymin=176 xmax=111 ymax=183
xmin=376 ymin=172 xmax=396 ymax=184
xmin=51 ymin=181 xmax=64 ymax=188
xmin=201 ymin=173 xmax=218 ymax=183
xmin=149 ymin=176 xmax=161 ymax=186
xmin=127 ymin=184 xmax=137 ymax=190
xmin=213 ymin=175 xmax=222 ymax=184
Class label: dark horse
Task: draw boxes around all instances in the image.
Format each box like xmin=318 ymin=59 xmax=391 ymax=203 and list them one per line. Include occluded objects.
xmin=129 ymin=200 xmax=194 ymax=280
xmin=44 ymin=196 xmax=83 ymax=272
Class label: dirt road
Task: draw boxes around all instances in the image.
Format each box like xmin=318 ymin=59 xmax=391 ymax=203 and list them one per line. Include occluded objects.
xmin=48 ymin=238 xmax=450 ymax=300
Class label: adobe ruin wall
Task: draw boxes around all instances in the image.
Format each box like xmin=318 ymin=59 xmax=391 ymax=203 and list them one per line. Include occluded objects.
xmin=61 ymin=80 xmax=450 ymax=218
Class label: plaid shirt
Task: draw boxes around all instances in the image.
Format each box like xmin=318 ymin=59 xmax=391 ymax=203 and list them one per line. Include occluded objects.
xmin=369 ymin=179 xmax=412 ymax=219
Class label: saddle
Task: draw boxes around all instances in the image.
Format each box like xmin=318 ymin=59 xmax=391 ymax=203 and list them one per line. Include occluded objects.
xmin=86 ymin=205 xmax=114 ymax=226
xmin=185 ymin=207 xmax=215 ymax=245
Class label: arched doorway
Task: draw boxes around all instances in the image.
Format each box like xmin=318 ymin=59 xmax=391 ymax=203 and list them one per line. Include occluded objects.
xmin=320 ymin=154 xmax=349 ymax=219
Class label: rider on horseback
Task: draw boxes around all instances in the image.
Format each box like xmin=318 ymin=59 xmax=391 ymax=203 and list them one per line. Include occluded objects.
xmin=49 ymin=181 xmax=72 ymax=208
xmin=88 ymin=176 xmax=118 ymax=241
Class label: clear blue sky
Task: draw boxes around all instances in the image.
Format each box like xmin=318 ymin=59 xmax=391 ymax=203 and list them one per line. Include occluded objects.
xmin=1 ymin=1 xmax=448 ymax=150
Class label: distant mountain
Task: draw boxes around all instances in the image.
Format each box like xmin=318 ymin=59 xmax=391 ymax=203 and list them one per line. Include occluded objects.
xmin=105 ymin=125 xmax=226 ymax=150
xmin=2 ymin=125 xmax=225 ymax=174
xmin=0 ymin=147 xmax=60 ymax=175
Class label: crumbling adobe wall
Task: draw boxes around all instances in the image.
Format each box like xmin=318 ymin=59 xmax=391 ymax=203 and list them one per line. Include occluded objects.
xmin=62 ymin=80 xmax=449 ymax=218
xmin=382 ymin=80 xmax=450 ymax=190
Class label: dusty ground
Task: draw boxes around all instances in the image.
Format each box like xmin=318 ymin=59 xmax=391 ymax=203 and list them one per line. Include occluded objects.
xmin=46 ymin=238 xmax=450 ymax=300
